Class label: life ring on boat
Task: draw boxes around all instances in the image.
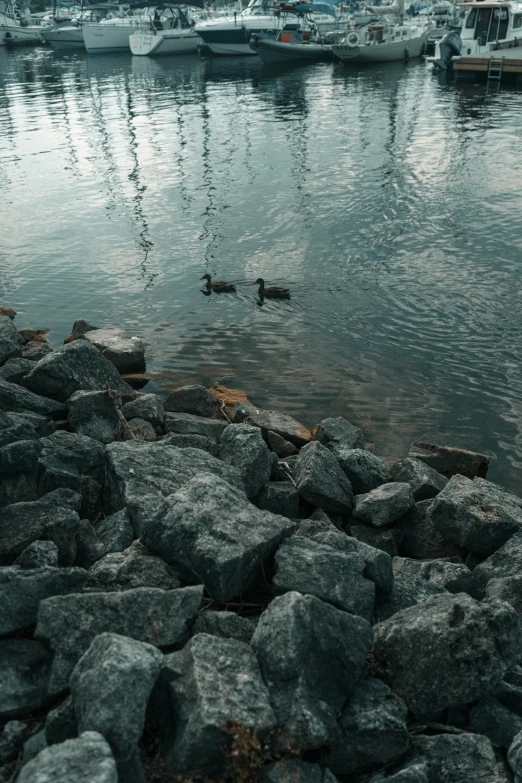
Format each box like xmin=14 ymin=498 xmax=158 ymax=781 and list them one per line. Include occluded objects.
xmin=346 ymin=31 xmax=360 ymax=47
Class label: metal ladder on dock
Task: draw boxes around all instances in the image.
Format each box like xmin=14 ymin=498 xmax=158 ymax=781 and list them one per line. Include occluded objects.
xmin=487 ymin=55 xmax=504 ymax=84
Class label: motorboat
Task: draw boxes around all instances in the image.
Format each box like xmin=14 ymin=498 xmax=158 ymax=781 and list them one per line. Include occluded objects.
xmin=195 ymin=0 xmax=341 ymax=56
xmin=249 ymin=19 xmax=335 ymax=61
xmin=82 ymin=3 xmax=174 ymax=52
xmin=430 ymin=0 xmax=522 ymax=74
xmin=42 ymin=3 xmax=119 ymax=48
xmin=332 ymin=0 xmax=430 ymax=61
xmin=129 ymin=1 xmax=202 ymax=54
xmin=0 ymin=0 xmax=44 ymax=44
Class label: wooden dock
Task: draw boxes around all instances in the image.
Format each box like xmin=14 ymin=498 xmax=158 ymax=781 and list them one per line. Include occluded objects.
xmin=454 ymin=46 xmax=522 ymax=79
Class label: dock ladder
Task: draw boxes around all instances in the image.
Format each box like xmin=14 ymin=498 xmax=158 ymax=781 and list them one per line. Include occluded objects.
xmin=487 ymin=55 xmax=504 ymax=83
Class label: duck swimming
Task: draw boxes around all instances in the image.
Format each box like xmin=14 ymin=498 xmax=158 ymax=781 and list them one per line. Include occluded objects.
xmin=252 ymin=278 xmax=290 ymax=298
xmin=200 ymin=274 xmax=236 ymax=293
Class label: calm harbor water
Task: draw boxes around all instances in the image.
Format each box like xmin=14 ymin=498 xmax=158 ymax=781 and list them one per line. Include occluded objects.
xmin=1 ymin=46 xmax=522 ymax=490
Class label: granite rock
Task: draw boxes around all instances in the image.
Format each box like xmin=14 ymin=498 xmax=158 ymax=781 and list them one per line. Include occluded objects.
xmin=335 ymin=448 xmax=386 ymax=495
xmin=164 ymin=384 xmax=222 ymax=419
xmin=253 ymin=481 xmax=299 ymax=519
xmin=17 ymin=731 xmax=117 ymax=783
xmin=354 ymin=482 xmax=415 ymax=528
xmin=0 ymin=379 xmax=65 ymax=418
xmin=409 ymin=441 xmax=490 ymax=479
xmin=121 ymin=394 xmax=165 ymax=430
xmin=84 ymin=327 xmax=145 ymax=374
xmin=0 ymin=495 xmax=80 ymax=565
xmin=388 ymin=457 xmax=448 ymax=501
xmin=294 ymin=440 xmax=354 ymax=515
xmin=84 ymin=543 xmax=180 ymax=592
xmin=0 ymin=640 xmax=51 ymax=719
xmin=14 ymin=540 xmax=59 ymax=569
xmin=192 ymin=611 xmax=255 ymax=643
xmin=164 ymin=412 xmax=228 ymax=441
xmin=67 ymin=390 xmax=123 ymax=445
xmin=219 ymin=423 xmax=277 ymax=498
xmin=312 ymin=416 xmax=365 ymax=452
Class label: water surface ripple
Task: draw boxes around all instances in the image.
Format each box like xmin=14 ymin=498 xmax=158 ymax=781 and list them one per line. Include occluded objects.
xmin=1 ymin=48 xmax=522 ymax=490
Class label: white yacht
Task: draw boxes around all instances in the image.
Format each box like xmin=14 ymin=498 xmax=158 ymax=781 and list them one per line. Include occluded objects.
xmin=42 ymin=3 xmax=116 ymax=49
xmin=82 ymin=4 xmax=166 ymax=52
xmin=430 ymin=0 xmax=522 ymax=75
xmin=0 ymin=0 xmax=43 ymax=44
xmin=129 ymin=2 xmax=201 ymax=54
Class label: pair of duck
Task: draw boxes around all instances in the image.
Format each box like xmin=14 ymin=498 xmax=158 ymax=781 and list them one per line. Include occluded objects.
xmin=200 ymin=274 xmax=290 ymax=298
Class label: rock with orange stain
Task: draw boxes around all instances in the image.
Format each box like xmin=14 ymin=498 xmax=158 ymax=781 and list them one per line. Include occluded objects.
xmin=0 ymin=308 xmax=16 ymax=320
xmin=209 ymin=384 xmax=252 ymax=410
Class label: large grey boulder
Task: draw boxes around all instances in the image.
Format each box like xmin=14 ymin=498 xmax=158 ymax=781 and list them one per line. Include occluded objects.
xmin=22 ymin=341 xmax=135 ymax=403
xmin=294 ymin=441 xmax=354 ymax=515
xmin=469 ymin=694 xmax=522 ymax=748
xmin=403 ymin=733 xmax=511 ymax=783
xmin=192 ymin=611 xmax=255 ymax=643
xmin=0 ymin=495 xmax=80 ymax=565
xmin=273 ymin=536 xmax=375 ymax=621
xmin=0 ymin=315 xmax=23 ymax=366
xmin=84 ymin=327 xmax=145 ymax=374
xmin=219 ymin=423 xmax=277 ymax=497
xmin=39 ymin=431 xmax=105 ymax=484
xmin=388 ymin=457 xmax=448 ymax=501
xmin=312 ymin=416 xmax=365 ymax=451
xmin=354 ymin=482 xmax=415 ymax=527
xmin=392 ymin=557 xmax=472 ymax=594
xmin=430 ymin=475 xmax=522 ymax=556
xmin=244 ymin=409 xmax=312 ymax=447
xmin=84 ymin=543 xmax=180 ymax=592
xmin=121 ymin=394 xmax=164 ymax=430
xmin=15 ymin=540 xmax=59 ymax=569
xmin=73 ymin=521 xmax=104 ymax=569
xmin=328 ymin=678 xmax=409 ymax=775
xmin=351 ymin=522 xmax=404 ymax=557
xmin=261 ymin=760 xmax=338 ymax=783
xmin=94 ymin=509 xmax=134 ymax=554
xmin=0 ymin=640 xmax=51 ymax=719
xmin=70 ymin=633 xmax=162 ymax=767
xmin=0 ymin=566 xmax=87 ymax=635
xmin=164 ymin=384 xmax=222 ymax=419
xmin=253 ymin=481 xmax=299 ymax=519
xmin=67 ymin=390 xmax=122 ymax=444
xmin=473 ymin=533 xmax=522 ymax=598
xmin=164 ymin=412 xmax=228 ymax=441
xmin=23 ymin=341 xmax=53 ymax=362
xmin=17 ymin=731 xmax=117 ymax=783
xmin=161 ymin=433 xmax=219 ymax=457
xmin=309 ymin=530 xmax=393 ymax=594
xmin=35 ymin=585 xmax=202 ymax=695
xmin=396 ymin=501 xmax=463 ymax=560
xmin=160 ymin=633 xmax=275 ymax=775
xmin=486 ymin=576 xmax=522 ymax=621
xmin=142 ymin=474 xmax=293 ymax=602
xmin=127 ymin=418 xmax=157 ymax=441
xmin=508 ymin=729 xmax=522 ymax=782
xmin=251 ymin=592 xmax=373 ymax=748
xmin=0 ymin=357 xmax=34 ymax=384
xmin=409 ymin=441 xmax=490 ymax=479
xmin=373 ymin=593 xmax=521 ymax=717
xmin=335 ymin=448 xmax=386 ymax=495
xmin=374 ymin=572 xmax=449 ymax=624
xmin=104 ymin=441 xmax=244 ymax=536
xmin=0 ymin=379 xmax=65 ymax=418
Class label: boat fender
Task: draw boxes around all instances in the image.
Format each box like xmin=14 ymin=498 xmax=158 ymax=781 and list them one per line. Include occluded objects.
xmin=404 ymin=46 xmax=410 ymax=60
xmin=346 ymin=31 xmax=360 ymax=47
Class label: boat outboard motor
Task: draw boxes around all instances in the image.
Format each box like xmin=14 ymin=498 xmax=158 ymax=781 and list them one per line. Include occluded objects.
xmin=433 ymin=29 xmax=461 ymax=70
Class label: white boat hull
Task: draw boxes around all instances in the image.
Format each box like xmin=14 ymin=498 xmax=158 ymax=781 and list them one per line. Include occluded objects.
xmin=0 ymin=22 xmax=42 ymax=45
xmin=83 ymin=21 xmax=136 ymax=53
xmin=43 ymin=25 xmax=84 ymax=48
xmin=130 ymin=28 xmax=200 ymax=56
xmin=333 ymin=31 xmax=428 ymax=62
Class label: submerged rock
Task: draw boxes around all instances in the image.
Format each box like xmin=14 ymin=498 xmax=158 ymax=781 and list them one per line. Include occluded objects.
xmin=142 ymin=474 xmax=293 ymax=602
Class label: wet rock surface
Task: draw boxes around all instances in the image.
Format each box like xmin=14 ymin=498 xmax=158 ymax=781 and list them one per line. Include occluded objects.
xmin=219 ymin=423 xmax=277 ymax=497
xmin=84 ymin=326 xmax=145 ymax=374
xmin=164 ymin=384 xmax=222 ymax=419
xmin=17 ymin=731 xmax=117 ymax=783
xmin=295 ymin=440 xmax=354 ymax=515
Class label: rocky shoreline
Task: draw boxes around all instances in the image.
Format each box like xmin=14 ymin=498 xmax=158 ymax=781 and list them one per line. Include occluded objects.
xmin=1 ymin=309 xmax=522 ymax=783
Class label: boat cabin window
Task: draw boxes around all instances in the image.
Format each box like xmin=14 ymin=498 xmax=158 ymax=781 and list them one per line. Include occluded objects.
xmin=488 ymin=6 xmax=508 ymax=40
xmin=465 ymin=7 xmax=477 ymax=28
xmin=474 ymin=6 xmax=491 ymax=43
xmin=514 ymin=13 xmax=522 ymax=27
